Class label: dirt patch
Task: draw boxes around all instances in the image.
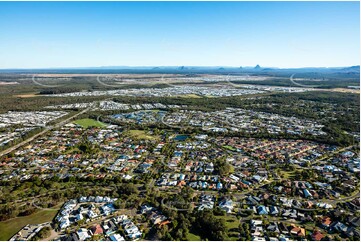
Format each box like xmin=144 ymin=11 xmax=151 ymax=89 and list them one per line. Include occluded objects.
xmin=0 ymin=82 xmax=19 ymax=85
xmin=327 ymin=88 xmax=360 ymax=94
xmin=14 ymin=93 xmax=38 ymax=98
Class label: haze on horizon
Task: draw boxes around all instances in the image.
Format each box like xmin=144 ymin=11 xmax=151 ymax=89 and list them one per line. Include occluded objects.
xmin=0 ymin=1 xmax=359 ymax=69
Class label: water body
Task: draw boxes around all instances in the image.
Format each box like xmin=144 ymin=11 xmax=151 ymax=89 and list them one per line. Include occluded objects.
xmin=174 ymin=135 xmax=189 ymax=141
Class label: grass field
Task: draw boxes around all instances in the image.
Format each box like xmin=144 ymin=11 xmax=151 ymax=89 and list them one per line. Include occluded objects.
xmin=223 ymin=145 xmax=237 ymax=151
xmin=216 ymin=215 xmax=240 ymax=240
xmin=74 ymin=118 xmax=106 ymax=128
xmin=124 ymin=130 xmax=158 ymax=140
xmin=0 ymin=209 xmax=59 ymax=241
xmin=186 ymin=232 xmax=201 ymax=240
xmin=216 ymin=215 xmax=239 ymax=229
xmin=280 ymin=170 xmax=295 ymax=179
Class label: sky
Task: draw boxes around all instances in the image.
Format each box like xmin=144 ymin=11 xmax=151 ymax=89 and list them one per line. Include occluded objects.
xmin=0 ymin=1 xmax=359 ymax=69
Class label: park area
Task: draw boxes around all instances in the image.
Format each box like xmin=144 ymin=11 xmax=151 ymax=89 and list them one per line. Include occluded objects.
xmin=73 ymin=118 xmax=106 ymax=128
xmin=0 ymin=208 xmax=59 ymax=241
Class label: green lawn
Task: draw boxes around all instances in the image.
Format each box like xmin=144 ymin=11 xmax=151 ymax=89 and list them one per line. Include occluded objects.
xmin=74 ymin=118 xmax=106 ymax=128
xmin=224 ymin=217 xmax=239 ymax=230
xmin=223 ymin=145 xmax=237 ymax=151
xmin=216 ymin=215 xmax=240 ymax=240
xmin=185 ymin=216 xmax=239 ymax=241
xmin=124 ymin=130 xmax=158 ymax=140
xmin=280 ymin=170 xmax=295 ymax=179
xmin=228 ymin=236 xmax=240 ymax=241
xmin=186 ymin=232 xmax=201 ymax=241
xmin=0 ymin=209 xmax=59 ymax=241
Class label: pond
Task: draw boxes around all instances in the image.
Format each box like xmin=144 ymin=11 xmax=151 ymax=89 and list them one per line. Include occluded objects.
xmin=174 ymin=135 xmax=189 ymax=141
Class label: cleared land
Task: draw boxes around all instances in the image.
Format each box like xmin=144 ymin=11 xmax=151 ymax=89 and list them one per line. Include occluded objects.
xmin=14 ymin=93 xmax=38 ymax=98
xmin=328 ymin=88 xmax=360 ymax=94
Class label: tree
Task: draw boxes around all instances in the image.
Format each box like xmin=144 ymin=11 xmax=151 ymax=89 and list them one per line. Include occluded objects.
xmin=32 ymin=226 xmax=51 ymax=240
xmin=118 ymin=183 xmax=139 ymax=197
xmin=192 ymin=210 xmax=228 ymax=240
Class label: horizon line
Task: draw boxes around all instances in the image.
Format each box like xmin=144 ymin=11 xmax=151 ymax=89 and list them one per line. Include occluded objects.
xmin=0 ymin=65 xmax=359 ymax=70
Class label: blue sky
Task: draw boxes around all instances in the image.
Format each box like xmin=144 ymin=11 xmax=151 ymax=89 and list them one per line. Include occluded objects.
xmin=0 ymin=1 xmax=359 ymax=68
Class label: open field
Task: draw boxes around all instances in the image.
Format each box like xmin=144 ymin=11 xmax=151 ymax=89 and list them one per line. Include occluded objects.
xmin=0 ymin=208 xmax=59 ymax=241
xmin=74 ymin=118 xmax=106 ymax=128
xmin=216 ymin=215 xmax=240 ymax=240
xmin=124 ymin=129 xmax=159 ymax=140
xmin=328 ymin=88 xmax=360 ymax=94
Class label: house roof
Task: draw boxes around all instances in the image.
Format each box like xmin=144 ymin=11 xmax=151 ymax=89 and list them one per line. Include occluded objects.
xmin=290 ymin=225 xmax=305 ymax=237
xmin=157 ymin=220 xmax=171 ymax=228
xmin=91 ymin=224 xmax=103 ymax=235
xmin=322 ymin=216 xmax=332 ymax=226
xmin=312 ymin=230 xmax=324 ymax=241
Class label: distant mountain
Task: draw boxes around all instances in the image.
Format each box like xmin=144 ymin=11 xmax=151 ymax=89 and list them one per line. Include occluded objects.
xmin=1 ymin=65 xmax=359 ymax=75
xmin=341 ymin=65 xmax=360 ymax=73
xmin=262 ymin=68 xmax=277 ymax=71
xmin=178 ymin=66 xmax=187 ymax=70
xmin=254 ymin=64 xmax=261 ymax=70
